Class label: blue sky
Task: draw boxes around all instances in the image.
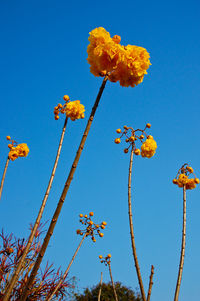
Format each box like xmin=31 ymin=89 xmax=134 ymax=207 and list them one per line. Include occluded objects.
xmin=0 ymin=0 xmax=200 ymax=300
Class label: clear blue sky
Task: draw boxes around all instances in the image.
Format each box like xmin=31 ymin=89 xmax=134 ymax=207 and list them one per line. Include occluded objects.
xmin=1 ymin=0 xmax=200 ymax=300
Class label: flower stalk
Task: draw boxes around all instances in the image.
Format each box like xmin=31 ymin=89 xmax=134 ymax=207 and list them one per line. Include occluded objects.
xmin=3 ymin=117 xmax=68 ymax=301
xmin=128 ymin=146 xmax=146 ymax=301
xmin=98 ymin=272 xmax=103 ymax=301
xmin=108 ymin=262 xmax=118 ymax=301
xmin=99 ymin=254 xmax=118 ymax=301
xmin=46 ymin=233 xmax=87 ymax=301
xmin=0 ymin=157 xmax=10 ymax=201
xmin=20 ymin=76 xmax=108 ymax=300
xmin=147 ymin=265 xmax=154 ymax=301
xmin=174 ymin=185 xmax=186 ymax=301
xmin=47 ymin=212 xmax=106 ymax=301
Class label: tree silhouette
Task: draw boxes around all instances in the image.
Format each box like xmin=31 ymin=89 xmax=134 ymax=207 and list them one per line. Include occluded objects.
xmin=74 ymin=282 xmax=142 ymax=301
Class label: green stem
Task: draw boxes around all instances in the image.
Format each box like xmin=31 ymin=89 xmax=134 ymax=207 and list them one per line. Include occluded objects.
xmin=0 ymin=157 xmax=10 ymax=201
xmin=128 ymin=147 xmax=146 ymax=301
xmin=3 ymin=117 xmax=68 ymax=301
xmin=174 ymin=186 xmax=186 ymax=301
xmin=20 ymin=76 xmax=108 ymax=301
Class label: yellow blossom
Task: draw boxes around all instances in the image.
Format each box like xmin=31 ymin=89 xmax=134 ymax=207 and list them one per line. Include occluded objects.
xmin=16 ymin=143 xmax=29 ymax=157
xmin=8 ymin=150 xmax=19 ymax=161
xmin=173 ymin=165 xmax=199 ymax=190
xmin=87 ymin=27 xmax=151 ymax=87
xmin=141 ymin=136 xmax=157 ymax=158
xmin=65 ymin=100 xmax=85 ymax=121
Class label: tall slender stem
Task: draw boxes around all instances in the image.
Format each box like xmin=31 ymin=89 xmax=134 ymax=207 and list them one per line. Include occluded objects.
xmin=3 ymin=117 xmax=68 ymax=301
xmin=108 ymin=263 xmax=118 ymax=301
xmin=20 ymin=76 xmax=108 ymax=301
xmin=46 ymin=233 xmax=87 ymax=301
xmin=128 ymin=147 xmax=146 ymax=301
xmin=146 ymin=265 xmax=154 ymax=301
xmin=174 ymin=186 xmax=186 ymax=301
xmin=98 ymin=272 xmax=103 ymax=301
xmin=0 ymin=157 xmax=10 ymax=201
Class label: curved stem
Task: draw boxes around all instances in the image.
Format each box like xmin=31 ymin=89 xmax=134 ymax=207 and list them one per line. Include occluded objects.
xmin=108 ymin=263 xmax=118 ymax=301
xmin=174 ymin=186 xmax=186 ymax=301
xmin=98 ymin=272 xmax=103 ymax=301
xmin=3 ymin=117 xmax=68 ymax=301
xmin=0 ymin=157 xmax=10 ymax=201
xmin=128 ymin=147 xmax=146 ymax=301
xmin=147 ymin=265 xmax=154 ymax=301
xmin=46 ymin=233 xmax=87 ymax=301
xmin=20 ymin=76 xmax=108 ymax=301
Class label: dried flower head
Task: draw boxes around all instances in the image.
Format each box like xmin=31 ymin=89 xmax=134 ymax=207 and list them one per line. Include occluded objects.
xmin=114 ymin=123 xmax=157 ymax=158
xmin=87 ymin=27 xmax=151 ymax=87
xmin=76 ymin=213 xmax=106 ymax=242
xmin=54 ymin=95 xmax=85 ymax=121
xmin=173 ymin=164 xmax=199 ymax=190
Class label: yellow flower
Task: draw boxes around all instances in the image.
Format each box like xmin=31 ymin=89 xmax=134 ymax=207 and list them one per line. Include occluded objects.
xmin=99 ymin=255 xmax=103 ymax=259
xmin=87 ymin=27 xmax=151 ymax=87
xmin=8 ymin=150 xmax=18 ymax=161
xmin=186 ymin=166 xmax=193 ymax=173
xmin=65 ymin=100 xmax=85 ymax=121
xmin=16 ymin=143 xmax=29 ymax=157
xmin=141 ymin=136 xmax=157 ymax=158
xmin=6 ymin=136 xmax=11 ymax=140
xmin=185 ymin=178 xmax=196 ymax=190
xmin=178 ymin=174 xmax=188 ymax=185
xmin=107 ymin=254 xmax=111 ymax=258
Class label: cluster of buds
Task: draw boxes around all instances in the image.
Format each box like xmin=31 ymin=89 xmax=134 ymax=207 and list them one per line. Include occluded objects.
xmin=173 ymin=164 xmax=199 ymax=190
xmin=114 ymin=123 xmax=157 ymax=158
xmin=76 ymin=212 xmax=107 ymax=242
xmin=7 ymin=136 xmax=29 ymax=161
xmin=99 ymin=253 xmax=112 ymax=266
xmin=54 ymin=95 xmax=85 ymax=121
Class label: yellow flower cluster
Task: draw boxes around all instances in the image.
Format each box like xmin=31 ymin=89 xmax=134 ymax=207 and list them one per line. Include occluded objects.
xmin=141 ymin=136 xmax=157 ymax=158
xmin=114 ymin=124 xmax=157 ymax=158
xmin=54 ymin=95 xmax=85 ymax=121
xmin=65 ymin=100 xmax=85 ymax=121
xmin=7 ymin=137 xmax=29 ymax=161
xmin=173 ymin=165 xmax=199 ymax=190
xmin=87 ymin=27 xmax=151 ymax=87
xmin=76 ymin=212 xmax=106 ymax=242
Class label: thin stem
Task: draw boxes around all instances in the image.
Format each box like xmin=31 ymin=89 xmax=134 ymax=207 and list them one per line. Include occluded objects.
xmin=3 ymin=117 xmax=68 ymax=301
xmin=174 ymin=186 xmax=186 ymax=301
xmin=46 ymin=233 xmax=87 ymax=301
xmin=128 ymin=147 xmax=146 ymax=301
xmin=146 ymin=265 xmax=154 ymax=301
xmin=98 ymin=272 xmax=103 ymax=301
xmin=20 ymin=76 xmax=108 ymax=301
xmin=0 ymin=157 xmax=10 ymax=201
xmin=108 ymin=262 xmax=118 ymax=301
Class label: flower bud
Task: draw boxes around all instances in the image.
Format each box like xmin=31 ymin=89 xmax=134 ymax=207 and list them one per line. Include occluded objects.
xmin=114 ymin=138 xmax=121 ymax=144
